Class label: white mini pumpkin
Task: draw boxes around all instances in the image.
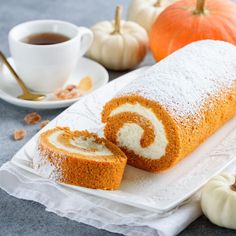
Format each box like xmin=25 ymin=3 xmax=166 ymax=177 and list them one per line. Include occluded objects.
xmin=201 ymin=173 xmax=236 ymax=229
xmin=127 ymin=0 xmax=176 ymax=32
xmin=86 ymin=6 xmax=148 ymax=71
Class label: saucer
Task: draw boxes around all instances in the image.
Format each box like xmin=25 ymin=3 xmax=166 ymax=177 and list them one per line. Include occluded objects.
xmin=0 ymin=57 xmax=109 ymax=109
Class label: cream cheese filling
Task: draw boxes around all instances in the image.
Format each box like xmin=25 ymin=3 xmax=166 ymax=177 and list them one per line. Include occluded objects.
xmin=48 ymin=130 xmax=113 ymax=156
xmin=110 ymin=103 xmax=168 ymax=160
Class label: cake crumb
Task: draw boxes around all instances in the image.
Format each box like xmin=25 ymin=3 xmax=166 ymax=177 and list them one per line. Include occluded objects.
xmin=24 ymin=112 xmax=42 ymax=125
xmin=78 ymin=76 xmax=93 ymax=93
xmin=13 ymin=129 xmax=27 ymax=140
xmin=40 ymin=120 xmax=50 ymax=129
xmin=54 ymin=84 xmax=81 ymax=100
xmin=65 ymin=84 xmax=77 ymax=91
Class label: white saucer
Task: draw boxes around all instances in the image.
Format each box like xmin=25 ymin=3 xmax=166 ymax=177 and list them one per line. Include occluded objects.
xmin=0 ymin=57 xmax=109 ymax=109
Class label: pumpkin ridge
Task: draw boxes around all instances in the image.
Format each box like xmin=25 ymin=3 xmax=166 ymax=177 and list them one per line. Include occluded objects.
xmin=211 ymin=16 xmax=236 ymax=42
xmin=214 ymin=13 xmax=236 ymax=32
xmin=121 ymin=34 xmax=129 ymax=68
xmin=165 ymin=14 xmax=196 ymax=56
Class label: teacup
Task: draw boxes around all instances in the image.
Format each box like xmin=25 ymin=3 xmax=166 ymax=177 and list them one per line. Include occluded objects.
xmin=9 ymin=20 xmax=93 ymax=93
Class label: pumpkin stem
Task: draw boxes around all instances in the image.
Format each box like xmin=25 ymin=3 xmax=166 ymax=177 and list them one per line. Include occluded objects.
xmin=231 ymin=177 xmax=236 ymax=191
xmin=154 ymin=0 xmax=162 ymax=7
xmin=194 ymin=0 xmax=206 ymax=15
xmin=112 ymin=5 xmax=122 ymax=34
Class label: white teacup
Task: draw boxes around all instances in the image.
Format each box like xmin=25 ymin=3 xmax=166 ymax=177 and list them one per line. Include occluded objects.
xmin=9 ymin=20 xmax=93 ymax=93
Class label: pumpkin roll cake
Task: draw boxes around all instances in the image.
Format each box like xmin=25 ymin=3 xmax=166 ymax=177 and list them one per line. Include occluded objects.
xmin=33 ymin=127 xmax=127 ymax=190
xmin=102 ymin=40 xmax=236 ymax=173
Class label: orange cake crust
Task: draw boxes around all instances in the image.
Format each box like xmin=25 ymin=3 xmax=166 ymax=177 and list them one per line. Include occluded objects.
xmin=33 ymin=127 xmax=127 ymax=190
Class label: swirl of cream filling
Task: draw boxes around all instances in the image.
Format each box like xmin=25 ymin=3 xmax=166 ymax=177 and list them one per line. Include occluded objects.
xmin=110 ymin=103 xmax=168 ymax=160
xmin=48 ymin=130 xmax=113 ymax=156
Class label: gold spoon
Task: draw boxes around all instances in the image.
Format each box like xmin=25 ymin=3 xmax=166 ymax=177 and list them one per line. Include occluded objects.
xmin=0 ymin=51 xmax=45 ymax=101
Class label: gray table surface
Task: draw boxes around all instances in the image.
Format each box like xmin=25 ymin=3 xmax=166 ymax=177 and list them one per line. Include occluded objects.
xmin=0 ymin=0 xmax=235 ymax=235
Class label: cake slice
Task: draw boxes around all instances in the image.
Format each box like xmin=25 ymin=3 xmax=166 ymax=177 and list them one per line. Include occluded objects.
xmin=33 ymin=127 xmax=127 ymax=190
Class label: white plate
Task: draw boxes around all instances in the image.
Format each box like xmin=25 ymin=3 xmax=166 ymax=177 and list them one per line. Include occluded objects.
xmin=0 ymin=57 xmax=108 ymax=109
xmin=11 ymin=67 xmax=236 ymax=212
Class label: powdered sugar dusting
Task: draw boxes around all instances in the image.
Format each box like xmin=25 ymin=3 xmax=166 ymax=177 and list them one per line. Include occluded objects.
xmin=118 ymin=40 xmax=236 ymax=121
xmin=33 ymin=148 xmax=63 ymax=182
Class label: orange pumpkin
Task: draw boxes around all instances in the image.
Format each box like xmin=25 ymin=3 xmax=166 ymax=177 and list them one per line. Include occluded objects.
xmin=149 ymin=0 xmax=236 ymax=61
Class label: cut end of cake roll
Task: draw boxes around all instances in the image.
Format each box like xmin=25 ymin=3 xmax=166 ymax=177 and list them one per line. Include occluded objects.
xmin=102 ymin=95 xmax=181 ymax=172
xmin=33 ymin=127 xmax=127 ymax=190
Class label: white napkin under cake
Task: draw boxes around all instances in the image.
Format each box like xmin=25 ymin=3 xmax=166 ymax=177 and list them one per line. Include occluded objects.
xmin=0 ymin=157 xmax=235 ymax=236
xmin=0 ymin=161 xmax=203 ymax=236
